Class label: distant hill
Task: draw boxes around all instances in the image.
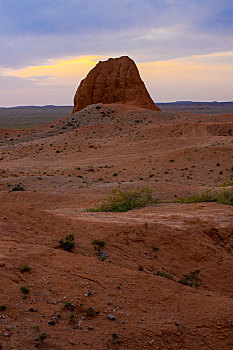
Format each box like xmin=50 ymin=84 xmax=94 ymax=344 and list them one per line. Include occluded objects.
xmin=157 ymin=101 xmax=233 ymax=114
xmin=0 ymin=106 xmax=72 ymax=129
xmin=0 ymin=102 xmax=233 ymax=129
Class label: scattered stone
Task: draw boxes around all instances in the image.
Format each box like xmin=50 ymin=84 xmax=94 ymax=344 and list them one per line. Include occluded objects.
xmin=96 ymin=250 xmax=108 ymax=261
xmin=48 ymin=320 xmax=56 ymax=325
xmin=88 ymin=326 xmax=94 ymax=330
xmin=10 ymin=183 xmax=25 ymax=192
xmin=107 ymin=314 xmax=116 ymax=321
xmin=29 ymin=308 xmax=37 ymax=312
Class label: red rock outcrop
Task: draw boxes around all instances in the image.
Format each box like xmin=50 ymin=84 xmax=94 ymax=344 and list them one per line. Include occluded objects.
xmin=72 ymin=56 xmax=160 ymax=113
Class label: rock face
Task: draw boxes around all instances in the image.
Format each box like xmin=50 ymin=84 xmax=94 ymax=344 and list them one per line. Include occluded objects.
xmin=72 ymin=56 xmax=160 ymax=113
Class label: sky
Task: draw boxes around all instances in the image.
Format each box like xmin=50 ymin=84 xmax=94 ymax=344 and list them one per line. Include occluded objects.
xmin=0 ymin=0 xmax=233 ymax=106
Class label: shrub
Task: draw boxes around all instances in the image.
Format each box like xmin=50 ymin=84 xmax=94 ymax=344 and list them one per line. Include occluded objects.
xmin=92 ymin=239 xmax=106 ymax=248
xmin=216 ymin=189 xmax=233 ymax=206
xmin=112 ymin=333 xmax=120 ymax=344
xmin=38 ymin=332 xmax=51 ymax=344
xmin=87 ymin=187 xmax=157 ymax=212
xmin=59 ymin=234 xmax=75 ymax=252
xmin=152 ymin=246 xmax=159 ymax=252
xmin=179 ymin=270 xmax=201 ymax=287
xmin=178 ymin=189 xmax=233 ymax=206
xmin=64 ymin=302 xmax=75 ymax=311
xmin=86 ymin=307 xmax=99 ymax=318
xmin=0 ymin=304 xmax=7 ymax=311
xmin=221 ymin=178 xmax=233 ymax=187
xmin=178 ymin=190 xmax=215 ymax=203
xmin=19 ymin=264 xmax=31 ymax=273
xmin=21 ymin=286 xmax=29 ymax=294
xmin=155 ymin=271 xmax=173 ymax=280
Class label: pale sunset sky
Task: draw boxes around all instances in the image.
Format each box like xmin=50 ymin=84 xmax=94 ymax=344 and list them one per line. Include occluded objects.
xmin=0 ymin=0 xmax=233 ymax=106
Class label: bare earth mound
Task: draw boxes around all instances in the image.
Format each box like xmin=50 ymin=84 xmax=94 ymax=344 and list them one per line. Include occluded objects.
xmin=0 ymin=103 xmax=233 ymax=349
xmin=72 ymin=56 xmax=160 ymax=113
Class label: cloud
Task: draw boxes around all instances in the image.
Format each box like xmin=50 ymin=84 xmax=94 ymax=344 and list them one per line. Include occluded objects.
xmin=0 ymin=1 xmax=233 ymax=105
xmin=1 ymin=51 xmax=233 ymax=106
xmin=138 ymin=51 xmax=233 ymax=102
xmin=0 ymin=0 xmax=233 ymax=68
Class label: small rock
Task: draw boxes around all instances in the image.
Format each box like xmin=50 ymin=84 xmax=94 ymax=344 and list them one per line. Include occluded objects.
xmin=29 ymin=308 xmax=37 ymax=312
xmin=48 ymin=320 xmax=56 ymax=325
xmin=96 ymin=250 xmax=108 ymax=261
xmin=10 ymin=183 xmax=25 ymax=192
xmin=88 ymin=326 xmax=94 ymax=330
xmin=107 ymin=314 xmax=115 ymax=321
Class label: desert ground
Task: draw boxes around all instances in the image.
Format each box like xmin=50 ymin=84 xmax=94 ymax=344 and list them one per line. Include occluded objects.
xmin=0 ymin=102 xmax=233 ymax=349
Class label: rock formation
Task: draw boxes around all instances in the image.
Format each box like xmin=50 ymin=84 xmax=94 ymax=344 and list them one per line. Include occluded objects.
xmin=72 ymin=56 xmax=160 ymax=113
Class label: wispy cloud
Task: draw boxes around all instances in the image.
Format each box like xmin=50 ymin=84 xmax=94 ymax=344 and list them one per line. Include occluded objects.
xmin=0 ymin=0 xmax=233 ymax=105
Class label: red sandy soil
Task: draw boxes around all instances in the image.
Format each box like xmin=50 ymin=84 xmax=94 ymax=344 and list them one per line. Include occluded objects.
xmin=0 ymin=103 xmax=233 ymax=349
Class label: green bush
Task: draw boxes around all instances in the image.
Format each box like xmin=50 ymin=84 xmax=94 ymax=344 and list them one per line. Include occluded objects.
xmin=38 ymin=332 xmax=51 ymax=344
xmin=179 ymin=189 xmax=233 ymax=206
xmin=59 ymin=234 xmax=75 ymax=252
xmin=92 ymin=239 xmax=106 ymax=248
xmin=21 ymin=286 xmax=29 ymax=294
xmin=64 ymin=302 xmax=75 ymax=311
xmin=178 ymin=190 xmax=215 ymax=203
xmin=19 ymin=264 xmax=31 ymax=273
xmin=179 ymin=270 xmax=201 ymax=287
xmin=87 ymin=187 xmax=157 ymax=212
xmin=155 ymin=271 xmax=173 ymax=280
xmin=0 ymin=304 xmax=7 ymax=311
xmin=216 ymin=189 xmax=233 ymax=206
xmin=221 ymin=178 xmax=233 ymax=187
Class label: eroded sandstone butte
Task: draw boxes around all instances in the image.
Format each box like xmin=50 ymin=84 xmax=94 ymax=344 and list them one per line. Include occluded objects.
xmin=72 ymin=56 xmax=160 ymax=113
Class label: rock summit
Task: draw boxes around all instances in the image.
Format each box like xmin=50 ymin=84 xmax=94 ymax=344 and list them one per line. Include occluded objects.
xmin=72 ymin=56 xmax=160 ymax=113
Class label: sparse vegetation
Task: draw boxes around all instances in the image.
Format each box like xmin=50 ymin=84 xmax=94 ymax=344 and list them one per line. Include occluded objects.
xmin=19 ymin=264 xmax=31 ymax=273
xmin=21 ymin=286 xmax=29 ymax=294
xmin=155 ymin=271 xmax=173 ymax=280
xmin=86 ymin=307 xmax=99 ymax=318
xmin=221 ymin=178 xmax=233 ymax=187
xmin=179 ymin=270 xmax=201 ymax=287
xmin=112 ymin=333 xmax=120 ymax=344
xmin=64 ymin=302 xmax=75 ymax=311
xmin=87 ymin=187 xmax=157 ymax=212
xmin=216 ymin=189 xmax=233 ymax=206
xmin=59 ymin=234 xmax=75 ymax=252
xmin=38 ymin=332 xmax=51 ymax=344
xmin=152 ymin=246 xmax=159 ymax=252
xmin=178 ymin=190 xmax=215 ymax=203
xmin=138 ymin=265 xmax=144 ymax=271
xmin=0 ymin=304 xmax=7 ymax=311
xmin=92 ymin=239 xmax=106 ymax=248
xmin=178 ymin=189 xmax=233 ymax=206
